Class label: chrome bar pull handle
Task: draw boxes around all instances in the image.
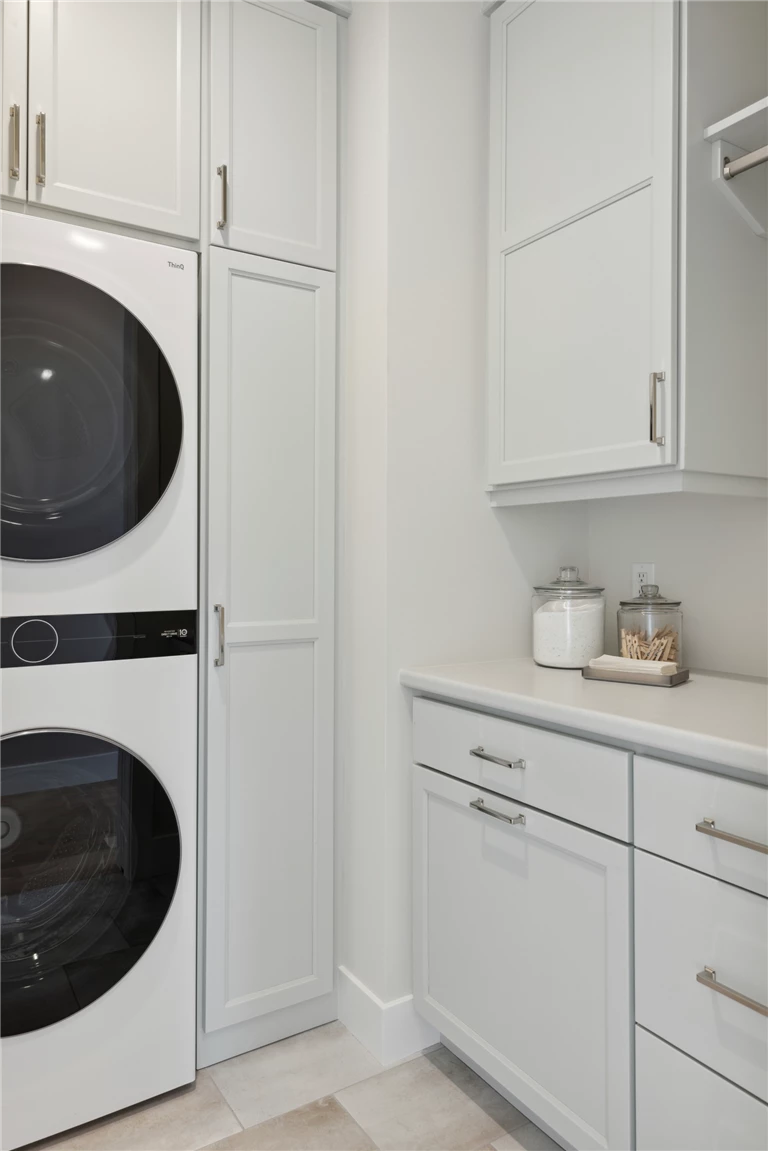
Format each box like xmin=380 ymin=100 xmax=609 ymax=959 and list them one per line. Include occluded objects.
xmin=470 ymin=746 xmax=525 ymax=770
xmin=216 ymin=164 xmax=227 ymax=229
xmin=213 ymin=604 xmax=225 ymax=667
xmin=697 ymin=967 xmax=768 ymax=1017
xmin=696 ymin=817 xmax=768 ymax=855
xmin=650 ymin=371 xmax=665 ymax=446
xmin=35 ymin=112 xmax=46 ymax=186
xmin=9 ymin=104 xmax=20 ymax=179
xmin=470 ymin=797 xmax=525 ymax=826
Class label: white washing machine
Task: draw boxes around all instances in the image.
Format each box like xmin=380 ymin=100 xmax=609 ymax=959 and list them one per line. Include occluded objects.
xmin=0 ymin=611 xmax=197 ymax=1150
xmin=0 ymin=211 xmax=197 ymax=616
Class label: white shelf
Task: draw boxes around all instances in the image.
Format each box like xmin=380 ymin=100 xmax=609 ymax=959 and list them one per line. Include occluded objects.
xmin=705 ymin=98 xmax=767 ymax=238
xmin=704 ymin=96 xmax=768 ymax=152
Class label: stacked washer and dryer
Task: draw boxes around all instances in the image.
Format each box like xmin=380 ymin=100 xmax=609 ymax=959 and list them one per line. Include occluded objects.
xmin=1 ymin=212 xmax=198 ymax=1149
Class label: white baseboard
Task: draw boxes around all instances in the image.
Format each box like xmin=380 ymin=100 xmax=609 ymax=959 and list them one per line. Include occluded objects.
xmin=337 ymin=966 xmax=439 ymax=1066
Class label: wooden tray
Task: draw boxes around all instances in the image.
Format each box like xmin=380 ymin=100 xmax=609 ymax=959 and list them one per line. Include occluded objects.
xmin=582 ymin=665 xmax=690 ymax=688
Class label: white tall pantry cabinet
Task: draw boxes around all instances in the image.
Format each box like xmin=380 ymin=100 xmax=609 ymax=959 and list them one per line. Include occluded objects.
xmin=201 ymin=0 xmax=339 ymax=1061
xmin=204 ymin=250 xmax=336 ymax=1035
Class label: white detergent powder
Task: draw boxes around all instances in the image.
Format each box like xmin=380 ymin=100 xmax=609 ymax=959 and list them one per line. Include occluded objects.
xmin=533 ymin=599 xmax=605 ymax=668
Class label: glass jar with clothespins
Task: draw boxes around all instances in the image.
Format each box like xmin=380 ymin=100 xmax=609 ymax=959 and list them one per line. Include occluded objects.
xmin=617 ymin=584 xmax=683 ymax=666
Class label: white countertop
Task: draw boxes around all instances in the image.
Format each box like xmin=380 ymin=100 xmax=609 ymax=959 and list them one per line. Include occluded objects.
xmin=400 ymin=658 xmax=768 ymax=781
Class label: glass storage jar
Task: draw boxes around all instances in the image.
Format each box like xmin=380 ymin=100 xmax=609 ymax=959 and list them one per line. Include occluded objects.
xmin=532 ymin=567 xmax=605 ymax=669
xmin=617 ymin=584 xmax=683 ymax=664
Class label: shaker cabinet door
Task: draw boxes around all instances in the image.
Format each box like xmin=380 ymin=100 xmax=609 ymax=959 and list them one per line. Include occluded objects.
xmin=28 ymin=0 xmax=201 ymax=237
xmin=1 ymin=0 xmax=27 ymax=201
xmin=204 ymin=248 xmax=335 ymax=1032
xmin=210 ymin=0 xmax=337 ymax=269
xmin=487 ymin=0 xmax=677 ymax=485
xmin=413 ymin=765 xmax=632 ymax=1151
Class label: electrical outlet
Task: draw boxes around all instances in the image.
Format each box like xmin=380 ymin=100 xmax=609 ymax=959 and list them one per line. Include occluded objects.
xmin=631 ymin=562 xmax=655 ymax=599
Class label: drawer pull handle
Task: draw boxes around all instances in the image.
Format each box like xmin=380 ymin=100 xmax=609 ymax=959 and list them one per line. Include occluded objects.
xmin=696 ymin=967 xmax=768 ymax=1017
xmin=470 ymin=746 xmax=525 ymax=770
xmin=695 ymin=818 xmax=768 ymax=855
xmin=469 ymin=797 xmax=525 ymax=826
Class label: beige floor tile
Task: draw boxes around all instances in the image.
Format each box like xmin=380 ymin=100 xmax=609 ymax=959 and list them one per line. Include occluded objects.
xmin=336 ymin=1046 xmax=527 ymax=1151
xmin=492 ymin=1122 xmax=564 ymax=1151
xmin=37 ymin=1071 xmax=242 ymax=1151
xmin=204 ymin=1095 xmax=377 ymax=1151
xmin=208 ymin=1021 xmax=383 ymax=1130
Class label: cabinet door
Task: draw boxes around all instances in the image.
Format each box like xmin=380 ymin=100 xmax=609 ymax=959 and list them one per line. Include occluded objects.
xmin=210 ymin=0 xmax=337 ymax=269
xmin=487 ymin=0 xmax=677 ymax=485
xmin=413 ymin=765 xmax=632 ymax=1151
xmin=28 ymin=0 xmax=200 ymax=237
xmin=1 ymin=0 xmax=27 ymax=201
xmin=204 ymin=248 xmax=335 ymax=1032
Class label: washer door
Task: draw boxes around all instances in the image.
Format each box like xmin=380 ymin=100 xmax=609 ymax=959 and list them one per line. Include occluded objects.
xmin=1 ymin=265 xmax=183 ymax=561
xmin=0 ymin=731 xmax=180 ymax=1036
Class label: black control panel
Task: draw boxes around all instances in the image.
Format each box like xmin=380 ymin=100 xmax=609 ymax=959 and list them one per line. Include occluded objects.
xmin=1 ymin=610 xmax=197 ymax=668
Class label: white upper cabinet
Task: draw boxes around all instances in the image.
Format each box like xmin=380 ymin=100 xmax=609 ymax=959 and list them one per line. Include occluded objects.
xmin=488 ymin=0 xmax=768 ymax=505
xmin=26 ymin=0 xmax=201 ymax=237
xmin=488 ymin=0 xmax=677 ymax=489
xmin=210 ymin=0 xmax=337 ymax=270
xmin=1 ymin=0 xmax=28 ymax=201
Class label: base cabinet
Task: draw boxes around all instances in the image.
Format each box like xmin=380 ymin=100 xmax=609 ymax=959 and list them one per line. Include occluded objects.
xmin=636 ymin=1027 xmax=768 ymax=1151
xmin=413 ymin=765 xmax=632 ymax=1151
xmin=203 ymin=247 xmax=335 ymax=1033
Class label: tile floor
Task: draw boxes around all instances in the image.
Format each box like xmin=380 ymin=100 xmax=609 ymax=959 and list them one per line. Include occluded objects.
xmin=35 ymin=1022 xmax=562 ymax=1151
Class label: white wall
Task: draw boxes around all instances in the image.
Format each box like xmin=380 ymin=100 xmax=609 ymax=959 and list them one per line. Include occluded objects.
xmin=587 ymin=494 xmax=768 ymax=678
xmin=338 ymin=0 xmax=589 ymax=1029
xmin=339 ymin=1 xmax=767 ymax=1064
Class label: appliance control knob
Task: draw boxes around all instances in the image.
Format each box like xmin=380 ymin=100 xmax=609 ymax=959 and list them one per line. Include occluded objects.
xmin=10 ymin=618 xmax=59 ymax=664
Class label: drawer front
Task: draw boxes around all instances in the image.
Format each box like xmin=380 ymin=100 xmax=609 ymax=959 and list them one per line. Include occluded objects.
xmin=412 ymin=697 xmax=630 ymax=839
xmin=635 ymin=757 xmax=768 ymax=897
xmin=636 ymin=1026 xmax=768 ymax=1151
xmin=635 ymin=851 xmax=768 ymax=1100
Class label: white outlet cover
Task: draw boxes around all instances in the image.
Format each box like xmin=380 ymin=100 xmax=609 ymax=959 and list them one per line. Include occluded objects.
xmin=631 ymin=562 xmax=655 ymax=598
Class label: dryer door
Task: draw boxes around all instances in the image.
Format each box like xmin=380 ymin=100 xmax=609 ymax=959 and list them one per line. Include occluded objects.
xmin=0 ymin=730 xmax=180 ymax=1036
xmin=0 ymin=265 xmax=183 ymax=561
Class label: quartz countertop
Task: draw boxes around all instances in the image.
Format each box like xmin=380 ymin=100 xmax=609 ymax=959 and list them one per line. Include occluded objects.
xmin=400 ymin=657 xmax=768 ymax=782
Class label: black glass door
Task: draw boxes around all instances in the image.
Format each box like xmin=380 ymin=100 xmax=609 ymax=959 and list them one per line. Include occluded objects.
xmin=0 ymin=731 xmax=180 ymax=1036
xmin=1 ymin=265 xmax=183 ymax=561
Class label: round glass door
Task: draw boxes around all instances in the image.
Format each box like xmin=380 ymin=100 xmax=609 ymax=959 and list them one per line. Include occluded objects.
xmin=0 ymin=731 xmax=180 ymax=1036
xmin=1 ymin=265 xmax=183 ymax=561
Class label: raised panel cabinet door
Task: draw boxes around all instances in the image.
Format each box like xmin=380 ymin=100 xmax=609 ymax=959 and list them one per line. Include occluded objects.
xmin=28 ymin=0 xmax=201 ymax=237
xmin=210 ymin=0 xmax=337 ymax=269
xmin=413 ymin=765 xmax=632 ymax=1151
xmin=487 ymin=0 xmax=677 ymax=485
xmin=2 ymin=0 xmax=27 ymax=200
xmin=205 ymin=247 xmax=335 ymax=1032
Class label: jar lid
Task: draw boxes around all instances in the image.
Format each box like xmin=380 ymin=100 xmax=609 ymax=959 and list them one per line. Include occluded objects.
xmin=534 ymin=566 xmax=604 ymax=598
xmin=619 ymin=583 xmax=682 ymax=609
